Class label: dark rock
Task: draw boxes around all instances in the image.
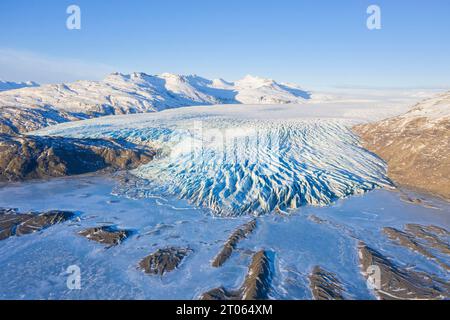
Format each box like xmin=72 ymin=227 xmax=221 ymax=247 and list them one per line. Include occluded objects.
xmin=139 ymin=247 xmax=192 ymax=275
xmin=0 ymin=105 xmax=77 ymax=134
xmin=383 ymin=226 xmax=449 ymax=271
xmin=201 ymin=250 xmax=273 ymax=300
xmin=358 ymin=242 xmax=449 ymax=300
xmin=212 ymin=219 xmax=257 ymax=267
xmin=200 ymin=287 xmax=240 ymax=300
xmin=405 ymin=224 xmax=450 ymax=255
xmin=79 ymin=225 xmax=131 ymax=246
xmin=0 ymin=133 xmax=155 ymax=181
xmin=309 ymin=266 xmax=345 ymax=300
xmin=0 ymin=208 xmax=75 ymax=240
xmin=240 ymin=250 xmax=273 ymax=300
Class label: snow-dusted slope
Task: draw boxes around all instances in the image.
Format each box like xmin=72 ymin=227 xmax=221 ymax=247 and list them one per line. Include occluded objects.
xmin=234 ymin=75 xmax=311 ymax=104
xmin=34 ymin=104 xmax=392 ymax=216
xmin=397 ymin=90 xmax=450 ymax=122
xmin=354 ymin=91 xmax=450 ymax=200
xmin=0 ymin=80 xmax=39 ymax=92
xmin=0 ymin=72 xmax=309 ymax=133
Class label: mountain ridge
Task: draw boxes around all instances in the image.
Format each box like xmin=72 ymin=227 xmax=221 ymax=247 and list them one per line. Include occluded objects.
xmin=0 ymin=80 xmax=39 ymax=92
xmin=0 ymin=72 xmax=310 ymax=133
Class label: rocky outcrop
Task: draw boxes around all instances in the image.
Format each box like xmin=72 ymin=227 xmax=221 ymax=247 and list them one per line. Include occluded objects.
xmin=139 ymin=247 xmax=192 ymax=276
xmin=358 ymin=242 xmax=449 ymax=300
xmin=354 ymin=91 xmax=450 ymax=200
xmin=240 ymin=250 xmax=273 ymax=300
xmin=0 ymin=133 xmax=155 ymax=181
xmin=309 ymin=266 xmax=345 ymax=300
xmin=383 ymin=226 xmax=449 ymax=271
xmin=0 ymin=208 xmax=75 ymax=240
xmin=212 ymin=219 xmax=257 ymax=267
xmin=404 ymin=224 xmax=450 ymax=255
xmin=0 ymin=106 xmax=79 ymax=134
xmin=201 ymin=250 xmax=273 ymax=300
xmin=79 ymin=226 xmax=132 ymax=247
xmin=200 ymin=287 xmax=238 ymax=300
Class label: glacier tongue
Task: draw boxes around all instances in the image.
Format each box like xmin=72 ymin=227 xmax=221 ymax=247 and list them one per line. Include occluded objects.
xmin=129 ymin=120 xmax=391 ymax=215
xmin=33 ymin=109 xmax=392 ymax=216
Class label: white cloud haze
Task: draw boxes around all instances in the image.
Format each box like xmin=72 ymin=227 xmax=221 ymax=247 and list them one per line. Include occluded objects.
xmin=0 ymin=48 xmax=115 ymax=84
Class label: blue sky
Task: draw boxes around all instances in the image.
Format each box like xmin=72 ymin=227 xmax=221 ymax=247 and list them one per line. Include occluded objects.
xmin=0 ymin=0 xmax=449 ymax=88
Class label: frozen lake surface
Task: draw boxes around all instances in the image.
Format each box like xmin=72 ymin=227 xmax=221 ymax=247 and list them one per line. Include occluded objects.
xmin=0 ymin=174 xmax=448 ymax=300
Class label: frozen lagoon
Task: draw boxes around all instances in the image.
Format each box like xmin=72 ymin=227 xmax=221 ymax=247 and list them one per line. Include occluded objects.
xmin=0 ymin=174 xmax=448 ymax=300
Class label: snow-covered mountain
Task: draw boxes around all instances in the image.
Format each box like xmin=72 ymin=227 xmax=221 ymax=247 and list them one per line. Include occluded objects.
xmin=395 ymin=90 xmax=450 ymax=122
xmin=0 ymin=73 xmax=310 ymax=133
xmin=0 ymin=80 xmax=39 ymax=92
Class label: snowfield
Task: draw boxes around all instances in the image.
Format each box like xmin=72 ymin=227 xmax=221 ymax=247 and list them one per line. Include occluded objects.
xmin=34 ymin=103 xmax=393 ymax=216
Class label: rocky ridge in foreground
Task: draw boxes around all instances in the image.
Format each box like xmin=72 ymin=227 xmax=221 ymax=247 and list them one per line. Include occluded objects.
xmin=383 ymin=226 xmax=450 ymax=271
xmin=308 ymin=266 xmax=345 ymax=300
xmin=139 ymin=247 xmax=193 ymax=276
xmin=0 ymin=208 xmax=75 ymax=240
xmin=201 ymin=250 xmax=273 ymax=300
xmin=212 ymin=219 xmax=257 ymax=267
xmin=358 ymin=242 xmax=449 ymax=300
xmin=79 ymin=226 xmax=132 ymax=247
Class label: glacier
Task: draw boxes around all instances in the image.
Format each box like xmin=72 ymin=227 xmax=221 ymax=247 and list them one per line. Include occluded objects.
xmin=34 ymin=104 xmax=392 ymax=216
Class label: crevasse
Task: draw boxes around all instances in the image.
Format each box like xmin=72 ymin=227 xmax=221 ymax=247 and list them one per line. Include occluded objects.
xmin=34 ymin=114 xmax=392 ymax=216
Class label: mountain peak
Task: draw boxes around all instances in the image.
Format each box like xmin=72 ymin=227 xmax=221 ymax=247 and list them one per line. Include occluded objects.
xmin=105 ymin=72 xmax=128 ymax=81
xmin=236 ymin=75 xmax=277 ymax=88
xmin=131 ymin=72 xmax=150 ymax=78
xmin=212 ymin=78 xmax=233 ymax=88
xmin=159 ymin=72 xmax=183 ymax=79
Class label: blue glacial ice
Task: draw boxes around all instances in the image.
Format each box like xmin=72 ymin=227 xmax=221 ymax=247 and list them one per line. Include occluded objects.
xmin=33 ymin=107 xmax=392 ymax=216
